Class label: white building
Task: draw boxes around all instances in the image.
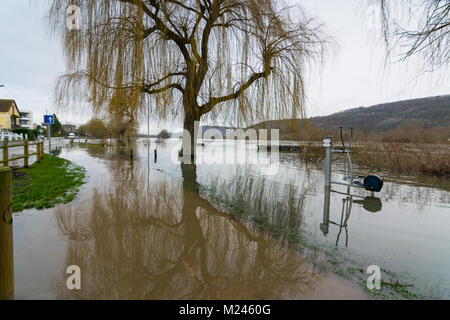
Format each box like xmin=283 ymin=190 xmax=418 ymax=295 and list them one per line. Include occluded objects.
xmin=19 ymin=109 xmax=33 ymax=129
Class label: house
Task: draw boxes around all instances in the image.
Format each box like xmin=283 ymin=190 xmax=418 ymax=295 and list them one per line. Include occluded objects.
xmin=0 ymin=99 xmax=20 ymax=130
xmin=18 ymin=110 xmax=34 ymax=129
xmin=62 ymin=124 xmax=77 ymax=133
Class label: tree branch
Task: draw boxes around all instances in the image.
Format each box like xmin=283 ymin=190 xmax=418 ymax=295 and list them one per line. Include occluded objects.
xmin=145 ymin=72 xmax=186 ymax=88
xmin=199 ymin=70 xmax=269 ymax=115
xmin=144 ymin=83 xmax=184 ymax=94
xmin=119 ymin=0 xmax=192 ymax=63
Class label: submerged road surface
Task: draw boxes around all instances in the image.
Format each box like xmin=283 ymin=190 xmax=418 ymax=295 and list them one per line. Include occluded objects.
xmin=12 ymin=140 xmax=450 ymax=299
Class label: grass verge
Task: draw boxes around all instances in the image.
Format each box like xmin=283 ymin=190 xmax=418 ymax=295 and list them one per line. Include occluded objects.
xmin=12 ymin=154 xmax=86 ymax=212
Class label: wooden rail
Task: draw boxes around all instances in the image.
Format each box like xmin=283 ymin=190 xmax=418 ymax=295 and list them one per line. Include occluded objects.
xmin=1 ymin=140 xmax=44 ymax=168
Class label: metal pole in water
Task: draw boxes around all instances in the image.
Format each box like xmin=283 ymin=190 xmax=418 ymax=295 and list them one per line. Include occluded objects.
xmin=48 ymin=123 xmax=51 ymax=159
xmin=322 ymin=136 xmax=332 ymax=236
xmin=324 ymin=136 xmax=332 ymax=188
xmin=0 ymin=166 xmax=14 ymax=300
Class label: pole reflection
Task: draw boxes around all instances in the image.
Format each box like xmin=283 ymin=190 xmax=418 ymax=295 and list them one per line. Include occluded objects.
xmin=321 ymin=187 xmax=382 ymax=247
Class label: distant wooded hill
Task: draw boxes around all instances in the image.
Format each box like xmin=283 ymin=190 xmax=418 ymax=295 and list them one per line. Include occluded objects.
xmin=138 ymin=95 xmax=449 ymax=140
xmin=250 ymin=95 xmax=450 ymax=133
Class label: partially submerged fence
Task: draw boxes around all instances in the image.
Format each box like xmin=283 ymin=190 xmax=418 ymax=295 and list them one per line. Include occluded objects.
xmin=1 ymin=140 xmax=44 ymax=168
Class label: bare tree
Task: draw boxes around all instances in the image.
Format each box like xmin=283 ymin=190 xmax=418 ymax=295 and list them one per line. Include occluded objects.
xmin=373 ymin=0 xmax=449 ymax=71
xmin=49 ymin=0 xmax=326 ymax=158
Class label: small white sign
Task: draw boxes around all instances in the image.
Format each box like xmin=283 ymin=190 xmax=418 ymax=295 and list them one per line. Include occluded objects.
xmin=67 ymin=5 xmax=81 ymax=31
xmin=366 ymin=265 xmax=381 ymax=290
xmin=323 ymin=138 xmax=331 ymax=148
xmin=66 ymin=265 xmax=81 ymax=290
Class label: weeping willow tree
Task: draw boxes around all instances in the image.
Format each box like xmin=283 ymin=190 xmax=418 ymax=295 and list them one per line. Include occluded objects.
xmin=49 ymin=0 xmax=326 ymax=156
xmin=373 ymin=0 xmax=449 ymax=72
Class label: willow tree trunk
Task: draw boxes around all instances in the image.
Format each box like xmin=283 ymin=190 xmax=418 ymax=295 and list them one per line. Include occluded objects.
xmin=182 ymin=109 xmax=200 ymax=163
xmin=0 ymin=167 xmax=14 ymax=300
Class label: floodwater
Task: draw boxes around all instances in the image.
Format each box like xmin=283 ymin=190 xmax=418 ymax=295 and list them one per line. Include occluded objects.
xmin=12 ymin=139 xmax=450 ymax=299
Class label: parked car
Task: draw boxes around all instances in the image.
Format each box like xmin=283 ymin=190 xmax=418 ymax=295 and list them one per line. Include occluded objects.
xmin=0 ymin=131 xmax=25 ymax=141
xmin=0 ymin=132 xmax=10 ymax=140
xmin=0 ymin=132 xmax=22 ymax=141
xmin=13 ymin=133 xmax=23 ymax=140
xmin=66 ymin=132 xmax=79 ymax=139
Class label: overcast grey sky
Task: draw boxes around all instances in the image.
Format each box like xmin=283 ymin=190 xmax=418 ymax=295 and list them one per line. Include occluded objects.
xmin=0 ymin=0 xmax=448 ymax=133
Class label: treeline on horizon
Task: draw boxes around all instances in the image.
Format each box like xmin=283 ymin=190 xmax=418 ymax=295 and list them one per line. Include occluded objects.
xmin=251 ymin=95 xmax=450 ymax=144
xmin=276 ymin=122 xmax=450 ymax=144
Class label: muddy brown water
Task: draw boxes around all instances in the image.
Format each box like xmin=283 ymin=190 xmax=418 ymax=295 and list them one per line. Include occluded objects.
xmin=12 ymin=140 xmax=450 ymax=299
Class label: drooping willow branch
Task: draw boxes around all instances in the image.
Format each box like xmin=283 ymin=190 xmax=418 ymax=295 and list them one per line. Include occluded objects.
xmin=49 ymin=0 xmax=328 ymax=127
xmin=373 ymin=0 xmax=450 ymax=72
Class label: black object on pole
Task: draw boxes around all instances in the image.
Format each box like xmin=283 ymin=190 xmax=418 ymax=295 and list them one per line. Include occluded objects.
xmin=363 ymin=175 xmax=384 ymax=192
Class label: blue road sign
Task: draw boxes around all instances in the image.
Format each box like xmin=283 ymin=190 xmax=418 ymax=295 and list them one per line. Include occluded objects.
xmin=44 ymin=114 xmax=54 ymax=124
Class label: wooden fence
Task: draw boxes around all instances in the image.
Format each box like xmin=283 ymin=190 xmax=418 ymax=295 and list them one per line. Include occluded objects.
xmin=1 ymin=140 xmax=44 ymax=168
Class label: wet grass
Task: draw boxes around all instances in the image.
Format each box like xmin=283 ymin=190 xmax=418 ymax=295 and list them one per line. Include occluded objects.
xmin=73 ymin=142 xmax=106 ymax=148
xmin=12 ymin=154 xmax=86 ymax=212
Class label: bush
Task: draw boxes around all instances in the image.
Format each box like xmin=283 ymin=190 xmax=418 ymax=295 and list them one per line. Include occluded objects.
xmin=156 ymin=129 xmax=170 ymax=139
xmin=12 ymin=128 xmax=38 ymax=140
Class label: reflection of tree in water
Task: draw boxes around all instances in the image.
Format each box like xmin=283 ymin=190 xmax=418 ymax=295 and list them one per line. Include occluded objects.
xmin=54 ymin=155 xmax=327 ymax=299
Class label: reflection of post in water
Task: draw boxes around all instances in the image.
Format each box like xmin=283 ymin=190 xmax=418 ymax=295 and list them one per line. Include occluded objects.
xmin=320 ymin=186 xmax=331 ymax=236
xmin=334 ymin=195 xmax=352 ymax=247
xmin=147 ymin=141 xmax=150 ymax=186
xmin=321 ymin=187 xmax=382 ymax=247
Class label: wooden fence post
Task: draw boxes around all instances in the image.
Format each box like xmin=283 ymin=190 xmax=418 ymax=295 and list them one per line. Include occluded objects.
xmin=0 ymin=166 xmax=14 ymax=300
xmin=36 ymin=142 xmax=41 ymax=164
xmin=40 ymin=142 xmax=44 ymax=160
xmin=24 ymin=139 xmax=29 ymax=168
xmin=2 ymin=140 xmax=8 ymax=167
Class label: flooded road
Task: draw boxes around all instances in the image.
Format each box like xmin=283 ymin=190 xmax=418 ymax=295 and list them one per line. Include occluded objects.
xmin=13 ymin=140 xmax=450 ymax=299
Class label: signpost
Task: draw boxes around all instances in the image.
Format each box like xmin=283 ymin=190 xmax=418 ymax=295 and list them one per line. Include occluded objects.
xmin=44 ymin=114 xmax=54 ymax=158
